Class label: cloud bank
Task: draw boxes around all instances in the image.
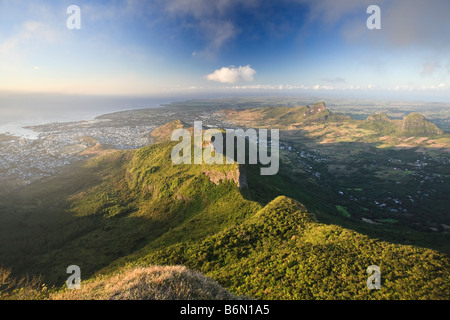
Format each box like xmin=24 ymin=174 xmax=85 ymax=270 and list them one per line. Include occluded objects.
xmin=206 ymin=65 xmax=256 ymax=83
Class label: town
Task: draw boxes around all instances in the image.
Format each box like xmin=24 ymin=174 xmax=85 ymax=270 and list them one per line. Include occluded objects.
xmin=0 ymin=107 xmax=226 ymax=186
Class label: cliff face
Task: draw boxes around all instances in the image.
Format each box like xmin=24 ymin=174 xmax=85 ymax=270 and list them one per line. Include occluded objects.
xmin=203 ymin=164 xmax=248 ymax=189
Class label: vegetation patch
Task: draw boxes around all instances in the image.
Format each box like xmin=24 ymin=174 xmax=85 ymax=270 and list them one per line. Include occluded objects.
xmin=336 ymin=205 xmax=351 ymax=218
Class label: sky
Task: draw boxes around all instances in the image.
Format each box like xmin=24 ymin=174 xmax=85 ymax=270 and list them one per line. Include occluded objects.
xmin=0 ymin=0 xmax=449 ymax=101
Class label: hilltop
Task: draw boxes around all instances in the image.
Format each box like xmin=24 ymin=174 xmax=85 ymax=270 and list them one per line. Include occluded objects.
xmin=398 ymin=112 xmax=444 ymax=136
xmin=150 ymin=119 xmax=190 ymax=143
xmin=118 ymin=195 xmax=450 ymax=300
xmin=361 ymin=112 xmax=444 ymax=136
xmin=222 ymin=102 xmax=350 ymax=129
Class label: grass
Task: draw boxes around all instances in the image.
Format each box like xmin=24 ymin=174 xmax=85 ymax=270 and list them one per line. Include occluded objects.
xmin=335 ymin=205 xmax=351 ymax=218
xmin=50 ymin=266 xmax=240 ymax=300
xmin=0 ymin=267 xmax=48 ymax=300
xmin=124 ymin=196 xmax=450 ymax=300
xmin=0 ymin=138 xmax=260 ymax=287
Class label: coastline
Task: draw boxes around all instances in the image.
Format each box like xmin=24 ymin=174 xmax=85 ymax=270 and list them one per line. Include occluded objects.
xmin=0 ymin=103 xmax=168 ymax=140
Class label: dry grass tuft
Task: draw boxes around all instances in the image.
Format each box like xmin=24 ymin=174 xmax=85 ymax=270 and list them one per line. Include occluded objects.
xmin=0 ymin=267 xmax=46 ymax=300
xmin=51 ymin=265 xmax=240 ymax=300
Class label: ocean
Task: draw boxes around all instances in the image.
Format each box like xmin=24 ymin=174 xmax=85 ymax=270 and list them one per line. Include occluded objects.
xmin=0 ymin=93 xmax=174 ymax=138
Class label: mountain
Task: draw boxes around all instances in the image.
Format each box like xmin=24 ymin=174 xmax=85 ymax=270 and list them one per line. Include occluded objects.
xmin=150 ymin=119 xmax=190 ymax=143
xmin=0 ymin=137 xmax=259 ymax=288
xmin=119 ymin=195 xmax=450 ymax=300
xmin=1 ymin=108 xmax=449 ymax=300
xmin=224 ymin=103 xmax=449 ymax=149
xmin=398 ymin=112 xmax=444 ymax=136
xmin=361 ymin=112 xmax=444 ymax=136
xmin=361 ymin=113 xmax=398 ymax=135
xmin=224 ymin=102 xmax=444 ymax=138
xmin=223 ymin=102 xmax=349 ymax=129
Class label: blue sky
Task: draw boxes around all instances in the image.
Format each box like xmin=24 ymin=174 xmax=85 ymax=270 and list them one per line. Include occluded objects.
xmin=0 ymin=0 xmax=449 ymax=101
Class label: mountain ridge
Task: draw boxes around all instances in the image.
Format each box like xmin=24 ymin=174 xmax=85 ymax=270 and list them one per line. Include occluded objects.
xmin=223 ymin=103 xmax=449 ymax=150
xmin=362 ymin=112 xmax=444 ymax=136
xmin=222 ymin=102 xmax=350 ymax=129
xmin=1 ymin=105 xmax=449 ymax=300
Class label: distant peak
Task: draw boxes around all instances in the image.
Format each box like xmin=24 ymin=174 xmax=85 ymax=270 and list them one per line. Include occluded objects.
xmin=308 ymin=102 xmax=327 ymax=111
xmin=404 ymin=112 xmax=425 ymax=120
xmin=366 ymin=113 xmax=392 ymax=122
xmin=304 ymin=102 xmax=330 ymax=117
xmin=313 ymin=101 xmax=326 ymax=107
xmin=150 ymin=119 xmax=190 ymax=143
xmin=399 ymin=112 xmax=443 ymax=136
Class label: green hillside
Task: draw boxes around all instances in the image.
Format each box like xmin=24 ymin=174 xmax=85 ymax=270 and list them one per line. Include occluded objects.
xmin=0 ymin=120 xmax=449 ymax=300
xmin=116 ymin=196 xmax=450 ymax=300
xmin=360 ymin=112 xmax=444 ymax=137
xmin=150 ymin=119 xmax=190 ymax=143
xmin=0 ymin=139 xmax=259 ymax=287
xmin=224 ymin=104 xmax=449 ymax=150
xmin=223 ymin=102 xmax=350 ymax=129
xmin=399 ymin=112 xmax=444 ymax=136
xmin=360 ymin=113 xmax=398 ymax=135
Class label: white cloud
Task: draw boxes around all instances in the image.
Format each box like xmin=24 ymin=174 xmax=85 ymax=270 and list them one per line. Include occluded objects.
xmin=206 ymin=65 xmax=256 ymax=83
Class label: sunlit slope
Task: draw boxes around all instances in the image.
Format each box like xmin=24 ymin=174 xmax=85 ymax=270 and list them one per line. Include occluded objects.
xmin=112 ymin=196 xmax=449 ymax=300
xmin=361 ymin=112 xmax=444 ymax=136
xmin=223 ymin=102 xmax=349 ymax=129
xmin=223 ymin=103 xmax=450 ymax=150
xmin=50 ymin=265 xmax=240 ymax=300
xmin=0 ymin=139 xmax=259 ymax=286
